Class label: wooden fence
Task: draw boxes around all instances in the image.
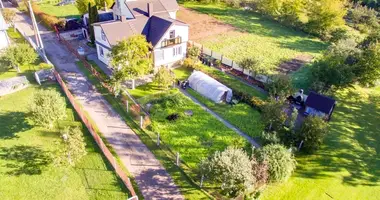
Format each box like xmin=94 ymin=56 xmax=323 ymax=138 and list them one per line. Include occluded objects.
xmin=53 ymin=70 xmax=137 ymax=198
xmin=15 ymin=24 xmax=138 ymax=198
xmin=188 ymin=40 xmax=270 ymax=84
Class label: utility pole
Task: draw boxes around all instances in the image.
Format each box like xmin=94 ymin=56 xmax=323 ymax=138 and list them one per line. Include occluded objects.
xmin=27 ymin=1 xmax=46 ymax=59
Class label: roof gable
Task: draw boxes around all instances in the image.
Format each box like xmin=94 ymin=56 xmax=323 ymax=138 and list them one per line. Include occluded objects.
xmin=147 ymin=15 xmax=174 ymax=47
xmin=305 ymin=92 xmax=336 ymax=114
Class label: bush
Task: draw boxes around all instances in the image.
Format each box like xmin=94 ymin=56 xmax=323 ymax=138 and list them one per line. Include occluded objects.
xmin=250 ymin=96 xmax=265 ymax=110
xmin=265 ymin=74 xmax=294 ymax=99
xmin=56 ymin=126 xmax=87 ymax=166
xmin=260 ymin=131 xmax=281 ymax=145
xmin=348 ymin=3 xmax=379 ymax=32
xmin=255 ymin=144 xmax=296 ymax=182
xmin=199 ymin=147 xmax=255 ymax=197
xmin=2 ymin=43 xmax=38 ymax=72
xmin=30 ymin=2 xmax=63 ymax=29
xmin=298 ymin=116 xmax=329 ymax=153
xmin=225 ymin=0 xmax=242 ymax=8
xmin=187 ymin=46 xmax=201 ymax=60
xmin=154 ymin=67 xmax=176 ymax=89
xmin=29 ymin=89 xmax=67 ymax=129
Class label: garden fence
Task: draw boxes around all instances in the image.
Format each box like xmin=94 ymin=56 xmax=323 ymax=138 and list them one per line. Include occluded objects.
xmin=53 ymin=71 xmax=137 ymax=198
xmin=188 ymin=40 xmax=270 ymax=83
xmin=16 ymin=24 xmax=137 ymax=198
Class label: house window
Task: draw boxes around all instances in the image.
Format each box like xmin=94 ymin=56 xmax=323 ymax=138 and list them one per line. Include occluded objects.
xmin=99 ymin=46 xmax=104 ymax=57
xmin=156 ymin=50 xmax=164 ymax=61
xmin=169 ymin=30 xmax=175 ymax=39
xmin=101 ymin=30 xmax=106 ymax=41
xmin=173 ymin=46 xmax=182 ymax=57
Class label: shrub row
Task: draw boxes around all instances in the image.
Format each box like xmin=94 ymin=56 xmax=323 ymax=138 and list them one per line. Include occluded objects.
xmin=28 ymin=2 xmax=64 ymax=29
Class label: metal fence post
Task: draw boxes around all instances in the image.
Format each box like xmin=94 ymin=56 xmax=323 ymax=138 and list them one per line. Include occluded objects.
xmin=126 ymin=100 xmax=129 ymax=113
xmin=176 ymin=152 xmax=180 ymax=166
xmin=140 ymin=115 xmax=143 ymax=129
xmin=157 ymin=133 xmax=160 ymax=146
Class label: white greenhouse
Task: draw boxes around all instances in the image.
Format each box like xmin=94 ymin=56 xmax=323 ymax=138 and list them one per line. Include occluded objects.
xmin=188 ymin=71 xmax=233 ymax=103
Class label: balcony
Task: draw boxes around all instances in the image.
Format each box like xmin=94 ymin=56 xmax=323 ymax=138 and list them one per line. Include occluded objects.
xmin=161 ymin=36 xmax=182 ymax=48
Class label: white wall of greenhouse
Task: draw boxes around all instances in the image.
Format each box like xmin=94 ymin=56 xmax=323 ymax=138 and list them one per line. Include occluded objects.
xmin=188 ymin=71 xmax=232 ymax=103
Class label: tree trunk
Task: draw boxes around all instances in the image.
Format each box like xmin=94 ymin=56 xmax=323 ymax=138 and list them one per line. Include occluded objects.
xmin=131 ymin=79 xmax=135 ymax=90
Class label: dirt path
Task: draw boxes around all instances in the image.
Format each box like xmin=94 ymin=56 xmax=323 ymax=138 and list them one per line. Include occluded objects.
xmin=8 ymin=2 xmax=183 ymax=199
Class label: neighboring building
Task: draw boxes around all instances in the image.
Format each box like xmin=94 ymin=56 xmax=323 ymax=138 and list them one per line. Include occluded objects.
xmin=91 ymin=0 xmax=189 ymax=68
xmin=0 ymin=11 xmax=10 ymax=50
xmin=81 ymin=10 xmax=114 ymax=42
xmin=304 ymin=91 xmax=336 ymax=121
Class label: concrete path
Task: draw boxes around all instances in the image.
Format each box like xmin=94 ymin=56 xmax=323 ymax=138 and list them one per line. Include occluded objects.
xmin=179 ymin=88 xmax=261 ymax=148
xmin=9 ymin=3 xmax=183 ymax=199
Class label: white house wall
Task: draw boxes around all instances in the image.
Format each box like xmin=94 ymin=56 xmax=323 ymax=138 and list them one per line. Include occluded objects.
xmin=94 ymin=26 xmax=111 ymax=65
xmin=153 ymin=24 xmax=189 ymax=67
xmin=153 ymin=42 xmax=187 ymax=67
xmin=0 ymin=31 xmax=10 ymax=50
xmin=168 ymin=11 xmax=176 ymax=19
xmin=94 ymin=26 xmax=111 ymax=48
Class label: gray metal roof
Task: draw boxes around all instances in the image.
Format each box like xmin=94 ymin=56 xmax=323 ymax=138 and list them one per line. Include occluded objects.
xmin=126 ymin=0 xmax=179 ymax=17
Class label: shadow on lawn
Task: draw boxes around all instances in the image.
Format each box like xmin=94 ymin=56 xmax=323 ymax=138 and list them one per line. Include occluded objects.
xmin=187 ymin=5 xmax=327 ymax=53
xmin=295 ymin=89 xmax=380 ymax=186
xmin=0 ymin=145 xmax=52 ymax=176
xmin=0 ymin=112 xmax=32 ymax=139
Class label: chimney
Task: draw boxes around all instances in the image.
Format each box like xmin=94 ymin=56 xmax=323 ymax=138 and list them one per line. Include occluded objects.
xmin=148 ymin=2 xmax=153 ymax=17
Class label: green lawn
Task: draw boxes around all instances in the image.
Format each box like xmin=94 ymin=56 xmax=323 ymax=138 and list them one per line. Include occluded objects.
xmin=38 ymin=3 xmax=80 ymax=19
xmin=187 ymin=88 xmax=264 ymax=139
xmin=127 ymin=82 xmax=163 ymax=99
xmin=0 ymin=85 xmax=129 ymax=200
xmin=261 ymin=86 xmax=380 ymax=200
xmin=141 ymin=90 xmax=248 ymax=169
xmin=182 ymin=2 xmax=328 ymax=71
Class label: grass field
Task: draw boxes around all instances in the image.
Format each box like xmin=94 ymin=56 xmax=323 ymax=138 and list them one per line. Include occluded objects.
xmin=187 ymin=88 xmax=264 ymax=139
xmin=180 ymin=2 xmax=328 ymax=71
xmin=0 ymin=86 xmax=129 ymax=200
xmin=38 ymin=3 xmax=80 ymax=19
xmin=261 ymin=86 xmax=380 ymax=200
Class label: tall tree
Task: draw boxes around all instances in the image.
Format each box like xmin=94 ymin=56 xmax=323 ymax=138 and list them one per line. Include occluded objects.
xmin=306 ymin=0 xmax=347 ymax=36
xmin=239 ymin=58 xmax=259 ymax=79
xmin=88 ymin=4 xmax=99 ymax=44
xmin=261 ymin=99 xmax=287 ymax=131
xmin=109 ymin=35 xmax=153 ymax=89
xmin=266 ymin=74 xmax=294 ymax=99
xmin=76 ymin=0 xmax=95 ymax=14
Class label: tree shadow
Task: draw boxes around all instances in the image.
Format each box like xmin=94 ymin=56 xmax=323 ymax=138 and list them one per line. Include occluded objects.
xmin=0 ymin=112 xmax=32 ymax=140
xmin=0 ymin=145 xmax=52 ymax=176
xmin=293 ymin=88 xmax=380 ymax=186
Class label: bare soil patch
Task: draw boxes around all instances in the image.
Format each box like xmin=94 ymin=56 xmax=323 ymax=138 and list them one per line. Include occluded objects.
xmin=177 ymin=6 xmax=236 ymax=41
xmin=277 ymin=54 xmax=314 ymax=74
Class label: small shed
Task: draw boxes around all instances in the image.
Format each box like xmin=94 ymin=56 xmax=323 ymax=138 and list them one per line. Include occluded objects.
xmin=188 ymin=71 xmax=233 ymax=103
xmin=304 ymin=91 xmax=336 ymax=121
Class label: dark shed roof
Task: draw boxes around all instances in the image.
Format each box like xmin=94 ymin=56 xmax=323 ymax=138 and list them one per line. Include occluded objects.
xmin=305 ymin=92 xmax=336 ymax=114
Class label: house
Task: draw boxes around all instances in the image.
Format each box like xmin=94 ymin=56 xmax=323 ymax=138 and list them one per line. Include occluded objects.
xmin=304 ymin=91 xmax=336 ymax=121
xmin=91 ymin=0 xmax=189 ymax=68
xmin=0 ymin=11 xmax=10 ymax=50
xmin=81 ymin=10 xmax=114 ymax=41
